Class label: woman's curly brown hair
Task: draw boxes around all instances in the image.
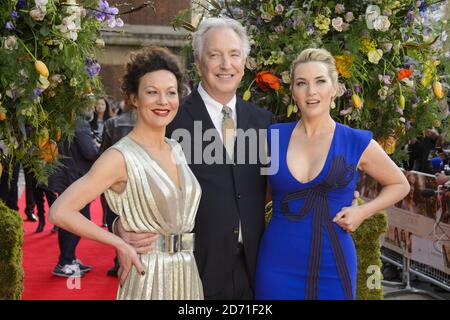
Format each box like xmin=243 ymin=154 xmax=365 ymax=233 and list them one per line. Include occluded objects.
xmin=121 ymin=46 xmax=185 ymax=103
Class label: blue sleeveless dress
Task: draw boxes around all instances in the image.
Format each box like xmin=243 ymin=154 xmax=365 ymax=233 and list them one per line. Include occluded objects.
xmin=255 ymin=121 xmax=373 ymax=300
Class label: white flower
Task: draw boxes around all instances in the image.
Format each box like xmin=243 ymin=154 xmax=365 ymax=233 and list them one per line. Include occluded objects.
xmin=335 ymin=4 xmax=345 ymax=14
xmin=365 ymin=5 xmax=381 ymax=29
xmin=95 ymin=38 xmax=105 ymax=48
xmin=401 ymin=78 xmax=414 ymax=87
xmin=368 ymin=49 xmax=383 ymax=64
xmin=373 ymin=16 xmax=391 ymax=32
xmin=245 ymin=57 xmax=257 ymax=71
xmin=19 ymin=69 xmax=29 ymax=78
xmin=261 ymin=12 xmax=272 ymax=22
xmin=3 ymin=36 xmax=18 ymax=50
xmin=345 ymin=12 xmax=354 ymax=23
xmin=336 ymin=82 xmax=346 ymax=97
xmin=383 ymin=9 xmax=392 ymax=16
xmin=377 ymin=86 xmax=389 ymax=100
xmin=332 ymin=17 xmax=344 ymax=32
xmin=35 ymin=0 xmax=48 ymax=7
xmin=281 ymin=71 xmax=291 ymax=84
xmin=381 ymin=42 xmax=393 ymax=52
xmin=37 ymin=75 xmax=50 ymax=90
xmin=30 ymin=7 xmax=47 ymax=21
xmin=56 ymin=16 xmax=80 ymax=41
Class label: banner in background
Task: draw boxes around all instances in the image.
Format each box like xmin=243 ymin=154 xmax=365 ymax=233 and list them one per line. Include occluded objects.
xmin=357 ymin=170 xmax=450 ymax=274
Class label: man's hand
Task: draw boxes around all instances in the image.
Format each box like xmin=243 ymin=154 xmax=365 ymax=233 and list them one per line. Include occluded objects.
xmin=435 ymin=173 xmax=450 ymax=186
xmin=115 ymin=219 xmax=159 ymax=254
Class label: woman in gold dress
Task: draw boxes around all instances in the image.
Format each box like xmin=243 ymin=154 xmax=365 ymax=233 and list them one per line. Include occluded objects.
xmin=49 ymin=47 xmax=203 ymax=299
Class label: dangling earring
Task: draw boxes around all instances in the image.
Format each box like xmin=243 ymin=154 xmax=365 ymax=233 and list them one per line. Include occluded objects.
xmin=330 ymin=100 xmax=336 ymax=109
xmin=330 ymin=97 xmax=336 ymax=109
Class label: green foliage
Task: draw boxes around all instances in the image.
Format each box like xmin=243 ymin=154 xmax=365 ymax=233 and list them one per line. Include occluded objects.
xmin=0 ymin=0 xmax=106 ymax=183
xmin=351 ymin=199 xmax=388 ymax=300
xmin=175 ymin=0 xmax=450 ymax=165
xmin=0 ymin=200 xmax=24 ymax=300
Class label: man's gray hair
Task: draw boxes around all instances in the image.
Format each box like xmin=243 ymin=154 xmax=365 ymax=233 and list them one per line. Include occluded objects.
xmin=192 ymin=17 xmax=251 ymax=59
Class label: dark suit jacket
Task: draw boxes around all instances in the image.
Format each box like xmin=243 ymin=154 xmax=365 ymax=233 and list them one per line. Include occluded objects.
xmin=49 ymin=118 xmax=99 ymax=194
xmin=166 ymin=88 xmax=273 ymax=298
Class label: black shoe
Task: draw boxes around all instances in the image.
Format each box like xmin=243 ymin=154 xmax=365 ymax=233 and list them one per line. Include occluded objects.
xmin=72 ymin=259 xmax=92 ymax=273
xmin=26 ymin=214 xmax=37 ymax=222
xmin=107 ymin=264 xmax=119 ymax=277
xmin=36 ymin=220 xmax=45 ymax=233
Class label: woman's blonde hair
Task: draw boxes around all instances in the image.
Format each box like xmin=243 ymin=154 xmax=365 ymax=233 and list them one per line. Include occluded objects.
xmin=290 ymin=48 xmax=338 ymax=90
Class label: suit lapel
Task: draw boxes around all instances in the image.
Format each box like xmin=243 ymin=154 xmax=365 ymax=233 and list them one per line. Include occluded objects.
xmin=184 ymin=88 xmax=216 ymax=133
xmin=236 ymin=98 xmax=250 ymax=131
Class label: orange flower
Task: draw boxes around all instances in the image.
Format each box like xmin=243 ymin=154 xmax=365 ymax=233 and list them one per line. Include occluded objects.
xmin=256 ymin=71 xmax=281 ymax=92
xmin=397 ymin=68 xmax=413 ymax=81
xmin=39 ymin=140 xmax=58 ymax=162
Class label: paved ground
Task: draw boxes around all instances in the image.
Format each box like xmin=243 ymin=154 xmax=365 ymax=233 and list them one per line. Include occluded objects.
xmin=384 ymin=277 xmax=450 ymax=300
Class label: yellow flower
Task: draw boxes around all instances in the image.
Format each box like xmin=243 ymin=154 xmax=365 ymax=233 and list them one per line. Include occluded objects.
xmin=360 ymin=38 xmax=377 ymax=54
xmin=243 ymin=89 xmax=251 ymax=101
xmin=399 ymin=94 xmax=405 ymax=109
xmin=433 ymin=81 xmax=444 ymax=99
xmin=35 ymin=60 xmax=49 ymax=78
xmin=421 ymin=60 xmax=440 ymax=87
xmin=378 ymin=136 xmax=396 ymax=155
xmin=0 ymin=111 xmax=6 ymax=121
xmin=335 ymin=54 xmax=354 ymax=79
xmin=352 ymin=94 xmax=363 ymax=109
xmin=314 ymin=14 xmax=331 ymax=33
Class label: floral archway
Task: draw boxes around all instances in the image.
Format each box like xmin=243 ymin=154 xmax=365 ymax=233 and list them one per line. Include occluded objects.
xmin=175 ymin=0 xmax=450 ymax=163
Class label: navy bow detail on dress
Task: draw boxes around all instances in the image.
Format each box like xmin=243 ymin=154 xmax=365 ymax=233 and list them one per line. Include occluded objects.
xmin=281 ymin=155 xmax=355 ymax=300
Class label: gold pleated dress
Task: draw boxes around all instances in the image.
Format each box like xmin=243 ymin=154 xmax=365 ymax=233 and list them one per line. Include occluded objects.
xmin=104 ymin=136 xmax=203 ymax=300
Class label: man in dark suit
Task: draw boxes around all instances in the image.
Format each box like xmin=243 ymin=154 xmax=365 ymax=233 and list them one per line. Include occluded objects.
xmin=115 ymin=17 xmax=273 ymax=299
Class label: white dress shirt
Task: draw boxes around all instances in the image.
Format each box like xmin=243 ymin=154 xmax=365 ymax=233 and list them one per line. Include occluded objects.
xmin=197 ymin=83 xmax=237 ymax=141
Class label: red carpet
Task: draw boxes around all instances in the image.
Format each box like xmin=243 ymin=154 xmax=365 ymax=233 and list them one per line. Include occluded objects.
xmin=20 ymin=194 xmax=118 ymax=300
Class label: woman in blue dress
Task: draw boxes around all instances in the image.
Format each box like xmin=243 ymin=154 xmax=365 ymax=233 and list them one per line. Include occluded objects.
xmin=255 ymin=48 xmax=410 ymax=300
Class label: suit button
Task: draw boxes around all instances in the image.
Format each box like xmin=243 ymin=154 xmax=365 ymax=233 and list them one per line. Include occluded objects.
xmin=237 ymin=194 xmax=241 ymax=199
xmin=233 ymin=228 xmax=239 ymax=235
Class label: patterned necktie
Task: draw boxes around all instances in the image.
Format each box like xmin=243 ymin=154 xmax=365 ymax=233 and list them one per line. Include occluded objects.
xmin=221 ymin=105 xmax=235 ymax=158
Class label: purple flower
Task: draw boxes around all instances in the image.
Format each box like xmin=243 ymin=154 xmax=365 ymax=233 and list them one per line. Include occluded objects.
xmin=275 ymin=4 xmax=284 ymax=15
xmin=107 ymin=17 xmax=116 ymax=28
xmin=306 ymin=23 xmax=315 ymax=35
xmin=406 ymin=121 xmax=411 ymax=130
xmin=95 ymin=12 xmax=106 ymax=21
xmin=419 ymin=1 xmax=427 ymax=13
xmin=16 ymin=0 xmax=27 ymax=9
xmin=116 ymin=18 xmax=124 ymax=27
xmin=11 ymin=11 xmax=20 ymax=19
xmin=33 ymin=88 xmax=42 ymax=96
xmin=407 ymin=11 xmax=415 ymax=22
xmin=274 ymin=25 xmax=284 ymax=33
xmin=107 ymin=7 xmax=119 ymax=15
xmin=345 ymin=89 xmax=353 ymax=97
xmin=292 ymin=16 xmax=302 ymax=30
xmin=354 ymin=84 xmax=362 ymax=93
xmin=98 ymin=0 xmax=109 ymax=11
xmin=5 ymin=21 xmax=15 ymax=30
xmin=85 ymin=58 xmax=101 ymax=77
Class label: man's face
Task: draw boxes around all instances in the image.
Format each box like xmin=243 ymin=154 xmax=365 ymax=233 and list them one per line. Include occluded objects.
xmin=196 ymin=27 xmax=246 ymax=104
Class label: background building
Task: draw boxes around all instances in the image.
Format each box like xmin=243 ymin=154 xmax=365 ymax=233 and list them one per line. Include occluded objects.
xmin=97 ymin=0 xmax=191 ymax=102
